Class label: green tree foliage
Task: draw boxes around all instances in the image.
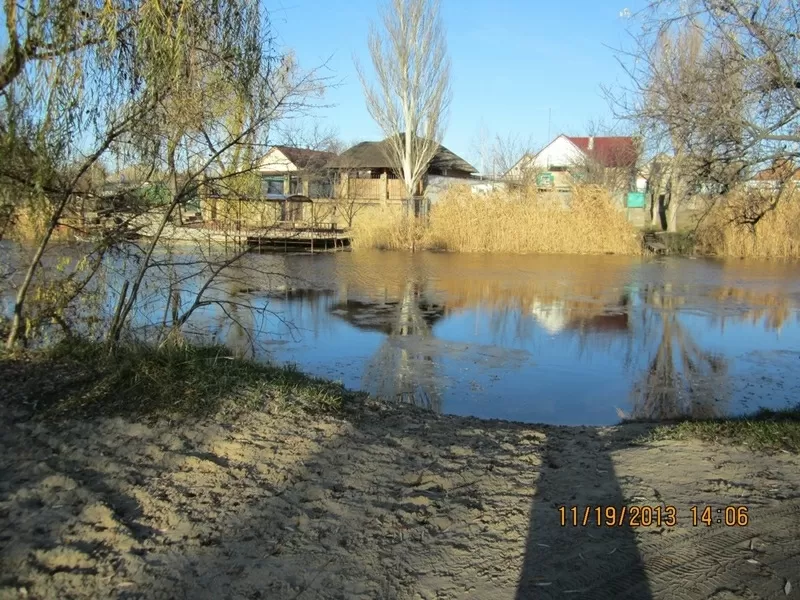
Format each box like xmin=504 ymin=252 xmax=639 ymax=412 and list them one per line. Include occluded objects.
xmin=2 ymin=1 xmax=319 ymax=348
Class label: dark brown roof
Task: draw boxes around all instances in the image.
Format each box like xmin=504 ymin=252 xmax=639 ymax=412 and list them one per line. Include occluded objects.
xmin=326 ymin=137 xmax=477 ymax=174
xmin=566 ymin=136 xmax=639 ymax=169
xmin=271 ymin=146 xmax=336 ymax=170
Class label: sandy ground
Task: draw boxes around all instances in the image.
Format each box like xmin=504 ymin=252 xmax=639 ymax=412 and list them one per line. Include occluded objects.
xmin=1 ymin=395 xmax=799 ymax=600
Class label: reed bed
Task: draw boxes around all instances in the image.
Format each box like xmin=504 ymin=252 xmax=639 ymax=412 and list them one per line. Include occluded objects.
xmin=349 ymin=203 xmax=413 ymax=251
xmin=3 ymin=204 xmax=74 ymax=242
xmin=349 ymin=185 xmax=641 ymax=255
xmin=427 ymin=185 xmax=640 ymax=254
xmin=695 ymin=191 xmax=800 ymax=258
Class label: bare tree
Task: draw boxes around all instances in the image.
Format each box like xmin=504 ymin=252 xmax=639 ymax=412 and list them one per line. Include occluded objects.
xmin=468 ymin=124 xmax=535 ymax=180
xmin=469 ymin=131 xmax=538 ymax=188
xmin=278 ymin=120 xmax=344 ymax=154
xmin=610 ymin=0 xmax=799 ymax=231
xmin=614 ymin=20 xmax=713 ymax=231
xmin=491 ymin=133 xmax=537 ymax=181
xmin=467 ymin=120 xmax=493 ymax=178
xmin=356 ymin=0 xmax=452 ymax=218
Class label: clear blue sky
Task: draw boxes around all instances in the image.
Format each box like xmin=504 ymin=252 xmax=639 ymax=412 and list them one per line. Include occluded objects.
xmin=1 ymin=1 xmax=646 ymax=169
xmin=268 ymin=0 xmax=647 ymax=167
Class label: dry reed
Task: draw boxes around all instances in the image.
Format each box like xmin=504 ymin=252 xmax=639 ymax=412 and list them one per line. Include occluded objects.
xmin=349 ymin=185 xmax=641 ymax=255
xmin=4 ymin=204 xmax=74 ymax=242
xmin=695 ymin=191 xmax=800 ymax=259
xmin=349 ymin=203 xmax=412 ymax=251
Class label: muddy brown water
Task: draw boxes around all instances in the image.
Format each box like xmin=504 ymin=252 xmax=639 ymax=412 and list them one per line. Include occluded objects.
xmin=3 ymin=244 xmax=799 ymax=425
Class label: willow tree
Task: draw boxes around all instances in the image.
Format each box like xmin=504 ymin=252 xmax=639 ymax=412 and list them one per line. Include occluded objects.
xmin=2 ymin=1 xmax=310 ymax=348
xmin=105 ymin=49 xmax=321 ymax=345
xmin=357 ymin=0 xmax=452 ymax=219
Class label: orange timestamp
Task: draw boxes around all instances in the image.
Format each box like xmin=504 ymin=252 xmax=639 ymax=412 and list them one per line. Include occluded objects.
xmin=558 ymin=505 xmax=750 ymax=528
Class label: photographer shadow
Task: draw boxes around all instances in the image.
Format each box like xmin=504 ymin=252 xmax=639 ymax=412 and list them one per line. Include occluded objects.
xmin=515 ymin=425 xmax=655 ymax=599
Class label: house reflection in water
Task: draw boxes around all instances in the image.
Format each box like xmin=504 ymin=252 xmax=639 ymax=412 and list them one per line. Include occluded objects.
xmin=529 ymin=296 xmax=630 ymax=335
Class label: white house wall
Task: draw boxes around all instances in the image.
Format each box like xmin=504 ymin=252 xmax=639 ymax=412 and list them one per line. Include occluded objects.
xmin=259 ymin=148 xmax=298 ymax=173
xmin=531 ymin=136 xmax=584 ymax=169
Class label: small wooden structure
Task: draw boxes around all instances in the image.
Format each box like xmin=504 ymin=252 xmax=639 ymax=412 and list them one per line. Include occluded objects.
xmin=246 ymin=221 xmax=351 ymax=253
xmin=643 ymin=231 xmax=668 ymax=255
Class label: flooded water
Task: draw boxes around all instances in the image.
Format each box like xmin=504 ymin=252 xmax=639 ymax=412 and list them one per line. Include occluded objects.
xmin=3 ymin=243 xmax=800 ymax=425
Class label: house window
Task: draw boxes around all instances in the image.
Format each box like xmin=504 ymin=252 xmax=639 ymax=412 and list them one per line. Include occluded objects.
xmin=289 ymin=176 xmax=302 ymax=195
xmin=308 ymin=179 xmax=333 ymax=198
xmin=264 ymin=176 xmax=284 ymax=195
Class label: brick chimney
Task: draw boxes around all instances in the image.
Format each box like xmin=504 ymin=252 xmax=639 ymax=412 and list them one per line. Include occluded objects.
xmin=588 ymin=136 xmax=595 ymax=151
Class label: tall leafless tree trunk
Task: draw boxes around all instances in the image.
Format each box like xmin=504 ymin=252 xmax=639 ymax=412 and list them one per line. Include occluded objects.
xmin=356 ymin=0 xmax=451 ymax=221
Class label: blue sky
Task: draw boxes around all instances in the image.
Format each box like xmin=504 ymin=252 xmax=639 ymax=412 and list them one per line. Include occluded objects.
xmin=268 ymin=0 xmax=646 ymax=166
xmin=1 ymin=1 xmax=645 ymax=168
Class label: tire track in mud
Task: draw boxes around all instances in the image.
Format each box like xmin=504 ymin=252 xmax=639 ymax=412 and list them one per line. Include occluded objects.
xmin=596 ymin=500 xmax=800 ymax=600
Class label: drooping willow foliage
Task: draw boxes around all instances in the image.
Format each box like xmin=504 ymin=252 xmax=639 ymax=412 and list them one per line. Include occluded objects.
xmin=1 ymin=1 xmax=324 ymax=348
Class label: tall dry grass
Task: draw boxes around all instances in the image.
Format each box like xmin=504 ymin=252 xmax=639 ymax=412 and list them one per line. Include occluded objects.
xmin=695 ymin=191 xmax=800 ymax=258
xmin=2 ymin=199 xmax=78 ymax=243
xmin=348 ymin=185 xmax=641 ymax=255
xmin=349 ymin=202 xmax=420 ymax=251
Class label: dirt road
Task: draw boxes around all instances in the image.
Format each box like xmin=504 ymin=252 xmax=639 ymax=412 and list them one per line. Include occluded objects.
xmin=1 ymin=399 xmax=798 ymax=599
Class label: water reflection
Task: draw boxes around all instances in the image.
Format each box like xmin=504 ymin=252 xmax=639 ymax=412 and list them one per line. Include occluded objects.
xmin=626 ymin=312 xmax=730 ymax=421
xmin=313 ymin=253 xmax=796 ymax=423
xmin=3 ymin=244 xmax=799 ymax=425
xmin=334 ymin=281 xmax=444 ymax=411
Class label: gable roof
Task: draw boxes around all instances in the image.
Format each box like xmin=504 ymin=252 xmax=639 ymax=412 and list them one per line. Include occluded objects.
xmin=565 ymin=136 xmax=638 ymax=168
xmin=505 ymin=153 xmax=535 ymax=178
xmin=269 ymin=146 xmax=336 ymax=170
xmin=327 ymin=137 xmax=477 ymax=174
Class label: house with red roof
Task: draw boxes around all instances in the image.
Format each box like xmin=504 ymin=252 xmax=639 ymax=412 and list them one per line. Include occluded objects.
xmin=505 ymin=134 xmax=641 ymax=194
xmin=746 ymin=159 xmax=800 ymax=192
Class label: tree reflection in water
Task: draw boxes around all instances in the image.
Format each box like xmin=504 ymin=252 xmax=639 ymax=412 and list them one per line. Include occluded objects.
xmin=624 ymin=284 xmax=730 ymax=421
xmin=359 ymin=280 xmax=444 ymax=412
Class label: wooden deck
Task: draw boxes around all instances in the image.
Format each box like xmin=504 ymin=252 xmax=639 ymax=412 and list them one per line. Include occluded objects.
xmin=136 ymin=219 xmax=351 ymax=253
xmin=203 ymin=221 xmax=351 ymax=253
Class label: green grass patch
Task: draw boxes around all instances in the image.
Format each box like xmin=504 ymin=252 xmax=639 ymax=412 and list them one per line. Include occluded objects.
xmin=2 ymin=338 xmax=357 ymax=420
xmin=643 ymin=405 xmax=800 ymax=453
